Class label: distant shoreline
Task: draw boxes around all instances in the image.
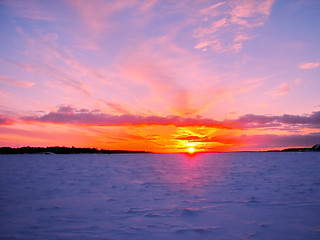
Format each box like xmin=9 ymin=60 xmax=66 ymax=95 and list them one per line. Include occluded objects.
xmin=0 ymin=145 xmax=319 ymax=154
xmin=0 ymin=146 xmax=150 ymax=154
xmin=255 ymin=144 xmax=320 ymax=153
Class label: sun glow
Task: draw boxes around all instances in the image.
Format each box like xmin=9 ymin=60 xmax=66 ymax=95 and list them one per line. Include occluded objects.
xmin=188 ymin=147 xmax=195 ymax=154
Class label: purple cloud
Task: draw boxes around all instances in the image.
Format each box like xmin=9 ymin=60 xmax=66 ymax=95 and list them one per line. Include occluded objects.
xmin=233 ymin=111 xmax=320 ymax=128
xmin=23 ymin=106 xmax=320 ymax=130
xmin=240 ymin=132 xmax=320 ymax=149
xmin=0 ymin=116 xmax=12 ymax=125
xmin=23 ymin=106 xmax=228 ymax=128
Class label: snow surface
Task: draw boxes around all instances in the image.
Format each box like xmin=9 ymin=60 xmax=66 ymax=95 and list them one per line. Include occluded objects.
xmin=1 ymin=152 xmax=320 ymax=239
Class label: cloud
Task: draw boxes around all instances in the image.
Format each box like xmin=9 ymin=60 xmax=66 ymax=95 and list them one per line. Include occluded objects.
xmin=3 ymin=0 xmax=58 ymax=21
xmin=23 ymin=106 xmax=229 ymax=128
xmin=200 ymin=2 xmax=226 ymax=16
xmin=175 ymin=131 xmax=320 ymax=151
xmin=177 ymin=132 xmax=320 ymax=147
xmin=100 ymin=100 xmax=131 ymax=115
xmin=233 ymin=111 xmax=320 ymax=129
xmin=3 ymin=55 xmax=92 ymax=98
xmin=270 ymin=79 xmax=301 ymax=97
xmin=174 ymin=131 xmax=320 ymax=152
xmin=239 ymin=132 xmax=320 ymax=149
xmin=23 ymin=106 xmax=320 ymax=131
xmin=118 ymin=46 xmax=198 ymax=115
xmin=0 ymin=116 xmax=12 ymax=125
xmin=175 ymin=134 xmax=240 ymax=145
xmin=194 ymin=0 xmax=275 ymax=52
xmin=299 ymin=62 xmax=320 ymax=69
xmin=65 ymin=0 xmax=142 ymax=36
xmin=0 ymin=75 xmax=35 ymax=88
xmin=229 ymin=0 xmax=275 ymax=27
xmin=1 ymin=59 xmax=39 ymax=73
xmin=270 ymin=83 xmax=291 ymax=96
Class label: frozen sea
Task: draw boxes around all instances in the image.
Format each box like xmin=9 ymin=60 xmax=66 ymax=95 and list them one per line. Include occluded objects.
xmin=1 ymin=152 xmax=320 ymax=240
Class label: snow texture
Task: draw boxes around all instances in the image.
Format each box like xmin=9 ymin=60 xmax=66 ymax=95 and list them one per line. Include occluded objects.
xmin=1 ymin=152 xmax=320 ymax=239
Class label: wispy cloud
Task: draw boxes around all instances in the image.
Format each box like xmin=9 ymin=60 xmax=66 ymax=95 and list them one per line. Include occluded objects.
xmin=0 ymin=75 xmax=35 ymax=88
xmin=194 ymin=0 xmax=275 ymax=52
xmin=65 ymin=0 xmax=159 ymax=37
xmin=100 ymin=100 xmax=131 ymax=115
xmin=229 ymin=0 xmax=275 ymax=27
xmin=270 ymin=79 xmax=301 ymax=97
xmin=1 ymin=59 xmax=39 ymax=73
xmin=65 ymin=0 xmax=126 ymax=35
xmin=5 ymin=55 xmax=92 ymax=97
xmin=2 ymin=0 xmax=59 ymax=21
xmin=299 ymin=62 xmax=320 ymax=69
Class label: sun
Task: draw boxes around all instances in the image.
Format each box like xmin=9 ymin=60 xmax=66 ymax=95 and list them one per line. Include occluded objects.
xmin=188 ymin=147 xmax=195 ymax=154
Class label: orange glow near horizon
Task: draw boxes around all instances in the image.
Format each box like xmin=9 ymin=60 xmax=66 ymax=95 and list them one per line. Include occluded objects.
xmin=0 ymin=121 xmax=318 ymax=153
xmin=1 ymin=1 xmax=320 ymax=152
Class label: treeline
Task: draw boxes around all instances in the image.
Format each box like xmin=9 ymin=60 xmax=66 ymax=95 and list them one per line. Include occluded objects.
xmin=281 ymin=144 xmax=320 ymax=152
xmin=0 ymin=146 xmax=150 ymax=154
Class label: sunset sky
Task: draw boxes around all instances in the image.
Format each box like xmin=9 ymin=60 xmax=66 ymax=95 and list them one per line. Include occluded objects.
xmin=1 ymin=0 xmax=320 ymax=153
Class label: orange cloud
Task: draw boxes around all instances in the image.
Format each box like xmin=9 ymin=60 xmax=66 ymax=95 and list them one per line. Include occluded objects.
xmin=2 ymin=108 xmax=320 ymax=153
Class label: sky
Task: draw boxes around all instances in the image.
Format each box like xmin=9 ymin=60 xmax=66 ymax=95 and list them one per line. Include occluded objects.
xmin=0 ymin=0 xmax=320 ymax=153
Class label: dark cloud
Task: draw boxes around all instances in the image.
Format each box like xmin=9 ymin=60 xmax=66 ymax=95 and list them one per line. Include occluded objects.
xmin=0 ymin=116 xmax=12 ymax=125
xmin=23 ymin=106 xmax=320 ymax=130
xmin=23 ymin=106 xmax=228 ymax=128
xmin=240 ymin=132 xmax=320 ymax=148
xmin=232 ymin=111 xmax=320 ymax=128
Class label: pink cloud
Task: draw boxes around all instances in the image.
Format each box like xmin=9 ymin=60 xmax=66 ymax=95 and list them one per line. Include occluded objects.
xmin=195 ymin=0 xmax=275 ymax=52
xmin=137 ymin=0 xmax=158 ymax=12
xmin=3 ymin=55 xmax=92 ymax=98
xmin=0 ymin=116 xmax=12 ymax=125
xmin=200 ymin=2 xmax=226 ymax=16
xmin=116 ymin=34 xmax=259 ymax=116
xmin=270 ymin=79 xmax=301 ymax=97
xmin=0 ymin=75 xmax=35 ymax=88
xmin=118 ymin=46 xmax=198 ymax=115
xmin=66 ymin=0 xmax=139 ymax=35
xmin=299 ymin=62 xmax=320 ymax=69
xmin=230 ymin=0 xmax=275 ymax=26
xmin=100 ymin=100 xmax=131 ymax=115
xmin=2 ymin=59 xmax=38 ymax=73
xmin=271 ymin=83 xmax=291 ymax=96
